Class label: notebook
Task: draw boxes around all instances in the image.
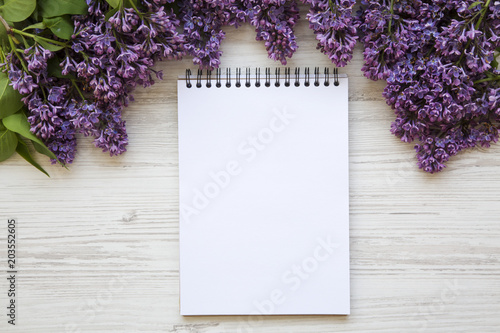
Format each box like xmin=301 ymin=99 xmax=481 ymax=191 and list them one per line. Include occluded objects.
xmin=177 ymin=67 xmax=350 ymax=315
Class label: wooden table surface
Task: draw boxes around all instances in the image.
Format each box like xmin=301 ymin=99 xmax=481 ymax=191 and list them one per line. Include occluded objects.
xmin=1 ymin=6 xmax=500 ymax=333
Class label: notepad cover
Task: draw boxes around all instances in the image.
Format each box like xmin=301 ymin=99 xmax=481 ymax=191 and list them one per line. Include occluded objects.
xmin=178 ymin=75 xmax=350 ymax=315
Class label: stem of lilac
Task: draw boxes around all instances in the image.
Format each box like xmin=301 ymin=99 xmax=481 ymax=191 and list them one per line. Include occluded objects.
xmin=475 ymin=0 xmax=491 ymax=30
xmin=456 ymin=0 xmax=491 ymax=66
xmin=474 ymin=76 xmax=500 ymax=84
xmin=8 ymin=35 xmax=28 ymax=72
xmin=388 ymin=0 xmax=395 ymax=34
xmin=468 ymin=6 xmax=485 ymax=24
xmin=328 ymin=0 xmax=338 ymax=17
xmin=11 ymin=28 xmax=67 ymax=47
xmin=0 ymin=46 xmax=6 ymax=65
xmin=77 ymin=48 xmax=90 ymax=62
xmin=127 ymin=0 xmax=142 ymax=18
xmin=71 ymin=79 xmax=86 ymax=101
xmin=20 ymin=34 xmax=29 ymax=49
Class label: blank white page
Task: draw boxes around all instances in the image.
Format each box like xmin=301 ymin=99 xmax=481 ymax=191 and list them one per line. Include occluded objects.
xmin=178 ymin=72 xmax=349 ymax=315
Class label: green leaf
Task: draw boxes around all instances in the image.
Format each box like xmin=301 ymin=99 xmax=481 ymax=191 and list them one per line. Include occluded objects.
xmin=104 ymin=0 xmax=136 ymax=13
xmin=43 ymin=16 xmax=73 ymax=40
xmin=33 ymin=35 xmax=64 ymax=51
xmin=0 ymin=0 xmax=36 ymax=22
xmin=124 ymin=0 xmax=137 ymax=7
xmin=38 ymin=0 xmax=88 ymax=17
xmin=2 ymin=111 xmax=57 ymax=160
xmin=0 ymin=128 xmax=18 ymax=162
xmin=0 ymin=71 xmax=24 ymax=119
xmin=105 ymin=0 xmax=121 ymax=9
xmin=15 ymin=137 xmax=50 ymax=176
xmin=0 ymin=16 xmax=9 ymax=44
xmin=491 ymin=58 xmax=499 ymax=70
xmin=22 ymin=22 xmax=46 ymax=31
xmin=468 ymin=1 xmax=483 ymax=10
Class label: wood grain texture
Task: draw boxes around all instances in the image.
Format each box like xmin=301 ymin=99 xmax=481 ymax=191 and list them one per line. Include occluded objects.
xmin=1 ymin=5 xmax=500 ymax=333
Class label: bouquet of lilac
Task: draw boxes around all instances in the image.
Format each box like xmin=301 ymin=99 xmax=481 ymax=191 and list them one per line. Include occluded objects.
xmin=358 ymin=0 xmax=500 ymax=173
xmin=179 ymin=0 xmax=301 ymax=68
xmin=2 ymin=0 xmax=498 ymax=175
xmin=0 ymin=0 xmax=357 ymax=175
xmin=0 ymin=0 xmax=184 ymax=175
xmin=178 ymin=0 xmax=357 ymax=68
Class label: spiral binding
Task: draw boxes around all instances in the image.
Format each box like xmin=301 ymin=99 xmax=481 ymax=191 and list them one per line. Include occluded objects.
xmin=196 ymin=69 xmax=202 ymax=88
xmin=284 ymin=67 xmax=291 ymax=87
xmin=185 ymin=69 xmax=192 ymax=88
xmin=245 ymin=68 xmax=251 ymax=87
xmin=216 ymin=68 xmax=222 ymax=88
xmin=236 ymin=68 xmax=242 ymax=88
xmin=333 ymin=68 xmax=339 ymax=87
xmin=206 ymin=70 xmax=212 ymax=88
xmin=314 ymin=67 xmax=320 ymax=87
xmin=226 ymin=68 xmax=231 ymax=88
xmin=185 ymin=67 xmax=340 ymax=88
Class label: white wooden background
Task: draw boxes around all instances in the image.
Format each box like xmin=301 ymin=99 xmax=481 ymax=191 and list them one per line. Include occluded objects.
xmin=1 ymin=5 xmax=500 ymax=332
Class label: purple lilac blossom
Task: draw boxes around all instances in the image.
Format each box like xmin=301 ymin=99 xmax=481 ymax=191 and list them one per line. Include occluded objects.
xmin=180 ymin=0 xmax=300 ymax=68
xmin=6 ymin=47 xmax=78 ymax=164
xmin=66 ymin=0 xmax=184 ymax=157
xmin=246 ymin=0 xmax=300 ymax=65
xmin=5 ymin=0 xmax=498 ymax=174
xmin=300 ymin=0 xmax=358 ymax=67
xmin=179 ymin=0 xmax=237 ymax=69
xmin=358 ymin=0 xmax=500 ymax=173
xmin=5 ymin=0 xmax=184 ymax=164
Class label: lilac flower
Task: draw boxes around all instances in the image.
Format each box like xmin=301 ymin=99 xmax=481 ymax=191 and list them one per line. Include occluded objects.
xmin=179 ymin=0 xmax=239 ymax=69
xmin=8 ymin=65 xmax=38 ymax=94
xmin=57 ymin=0 xmax=185 ymax=157
xmin=23 ymin=45 xmax=53 ymax=75
xmin=301 ymin=0 xmax=358 ymax=67
xmin=247 ymin=0 xmax=300 ymax=65
xmin=3 ymin=0 xmax=185 ymax=165
xmin=359 ymin=0 xmax=500 ymax=173
xmin=4 ymin=0 xmax=498 ymax=175
xmin=180 ymin=0 xmax=300 ymax=68
xmin=26 ymin=91 xmax=77 ymax=164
